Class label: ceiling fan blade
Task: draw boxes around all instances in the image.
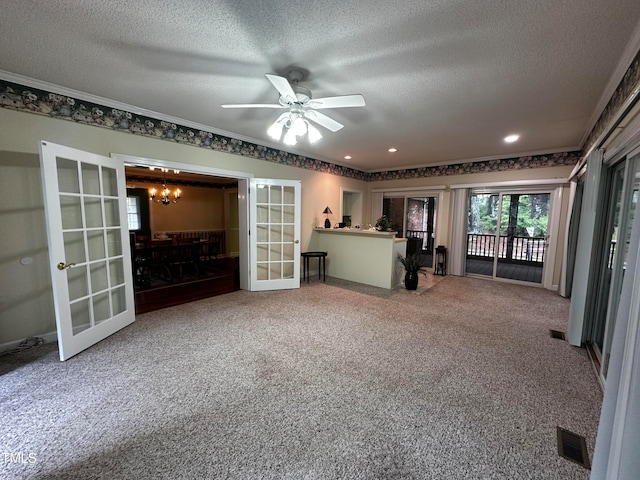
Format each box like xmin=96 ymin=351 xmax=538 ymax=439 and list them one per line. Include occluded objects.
xmin=221 ymin=103 xmax=285 ymax=109
xmin=307 ymin=94 xmax=365 ymax=109
xmin=304 ymin=110 xmax=344 ymax=132
xmin=265 ymin=74 xmax=297 ymax=103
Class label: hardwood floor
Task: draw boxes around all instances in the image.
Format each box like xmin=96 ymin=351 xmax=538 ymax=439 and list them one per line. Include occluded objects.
xmin=134 ymin=257 xmax=239 ymax=313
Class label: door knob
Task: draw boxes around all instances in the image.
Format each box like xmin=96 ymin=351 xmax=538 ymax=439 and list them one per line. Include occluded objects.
xmin=57 ymin=262 xmax=76 ymax=271
xmin=294 ymin=240 xmax=299 ymax=244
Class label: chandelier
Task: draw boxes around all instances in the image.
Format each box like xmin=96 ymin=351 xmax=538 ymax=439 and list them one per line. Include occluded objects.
xmin=267 ymin=110 xmax=322 ymax=146
xmin=148 ymin=168 xmax=181 ymax=205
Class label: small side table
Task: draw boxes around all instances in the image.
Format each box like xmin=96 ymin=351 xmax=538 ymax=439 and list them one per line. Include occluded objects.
xmin=434 ymin=245 xmax=447 ymax=276
xmin=301 ymin=251 xmax=327 ymax=282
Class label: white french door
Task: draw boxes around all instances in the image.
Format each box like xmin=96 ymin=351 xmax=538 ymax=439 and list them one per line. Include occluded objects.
xmin=250 ymin=178 xmax=301 ymax=291
xmin=40 ymin=141 xmax=135 ymax=361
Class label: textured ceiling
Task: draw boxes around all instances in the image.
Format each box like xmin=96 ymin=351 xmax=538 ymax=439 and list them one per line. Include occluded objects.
xmin=1 ymin=1 xmax=640 ymax=172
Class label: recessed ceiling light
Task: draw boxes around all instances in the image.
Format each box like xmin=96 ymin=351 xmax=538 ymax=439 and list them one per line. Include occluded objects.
xmin=388 ymin=147 xmax=398 ymax=153
xmin=344 ymin=155 xmax=352 ymax=160
xmin=504 ymin=134 xmax=520 ymax=143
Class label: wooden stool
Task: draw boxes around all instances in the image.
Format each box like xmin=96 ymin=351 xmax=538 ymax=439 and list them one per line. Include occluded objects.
xmin=301 ymin=251 xmax=327 ymax=282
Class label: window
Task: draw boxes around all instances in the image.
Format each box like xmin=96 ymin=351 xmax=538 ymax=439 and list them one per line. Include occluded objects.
xmin=126 ymin=196 xmax=141 ymax=230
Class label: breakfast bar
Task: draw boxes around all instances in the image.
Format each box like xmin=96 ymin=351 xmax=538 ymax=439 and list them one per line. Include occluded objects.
xmin=314 ymin=228 xmax=407 ymax=289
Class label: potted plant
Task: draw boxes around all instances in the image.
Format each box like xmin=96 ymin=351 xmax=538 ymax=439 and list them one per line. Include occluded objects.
xmin=397 ymin=252 xmax=426 ymax=290
xmin=375 ymin=215 xmax=392 ymax=231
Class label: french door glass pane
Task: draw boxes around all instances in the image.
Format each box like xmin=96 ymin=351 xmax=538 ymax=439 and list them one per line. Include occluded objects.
xmin=270 ymin=185 xmax=282 ymax=203
xmin=82 ymin=163 xmax=101 ymax=195
xmin=257 ymin=244 xmax=268 ymax=261
xmin=90 ymin=261 xmax=109 ymax=292
xmin=106 ymin=229 xmax=122 ymax=256
xmin=257 ymin=204 xmax=268 ymax=223
xmin=84 ymin=198 xmax=103 ymax=228
xmin=283 ymin=205 xmax=294 ymax=223
xmin=283 ymin=225 xmax=294 ymax=242
xmin=102 ymin=167 xmax=118 ymax=196
xmin=63 ymin=231 xmax=86 ymax=264
xmin=283 ymin=186 xmax=294 ymax=204
xmin=109 ymin=258 xmax=125 ymax=287
xmin=60 ymin=196 xmax=83 ymax=229
xmin=70 ymin=299 xmax=91 ymax=335
xmin=67 ymin=266 xmax=89 ymax=301
xmin=111 ymin=287 xmax=127 ymax=316
xmin=270 ymin=225 xmax=282 ymax=242
xmin=104 ymin=199 xmax=121 ymax=226
xmin=56 ymin=158 xmax=80 ymax=193
xmin=87 ymin=230 xmax=106 ymax=260
xmin=257 ymin=263 xmax=268 ymax=280
xmin=270 ymin=244 xmax=282 ymax=261
xmin=257 ymin=185 xmax=268 ymax=203
xmin=283 ymin=262 xmax=294 ymax=278
xmin=256 ymin=224 xmax=268 ymax=242
xmin=93 ymin=292 xmax=111 ymax=324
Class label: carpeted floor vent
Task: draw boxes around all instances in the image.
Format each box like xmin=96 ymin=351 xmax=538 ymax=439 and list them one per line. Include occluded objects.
xmin=557 ymin=426 xmax=591 ymax=470
xmin=550 ymin=329 xmax=566 ymax=340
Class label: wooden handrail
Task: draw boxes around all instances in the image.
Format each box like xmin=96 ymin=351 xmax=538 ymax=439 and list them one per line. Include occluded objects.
xmin=466 ymin=233 xmax=546 ymax=263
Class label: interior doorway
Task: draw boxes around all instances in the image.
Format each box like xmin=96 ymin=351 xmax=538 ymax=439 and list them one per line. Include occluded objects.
xmin=117 ymin=157 xmax=250 ymax=313
xmin=382 ymin=194 xmax=438 ymax=267
xmin=340 ymin=188 xmax=363 ymax=227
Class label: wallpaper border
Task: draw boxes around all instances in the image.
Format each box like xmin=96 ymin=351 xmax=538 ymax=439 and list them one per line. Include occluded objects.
xmin=1 ymin=78 xmax=582 ymax=180
xmin=582 ymin=48 xmax=640 ymax=155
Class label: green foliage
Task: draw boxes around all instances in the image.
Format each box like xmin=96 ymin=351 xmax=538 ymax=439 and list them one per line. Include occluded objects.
xmin=375 ymin=215 xmax=392 ymax=231
xmin=397 ymin=253 xmax=426 ymax=273
xmin=468 ymin=194 xmax=549 ymax=237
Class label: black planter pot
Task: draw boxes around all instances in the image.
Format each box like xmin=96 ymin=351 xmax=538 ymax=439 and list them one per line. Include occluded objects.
xmin=404 ymin=270 xmax=419 ymax=290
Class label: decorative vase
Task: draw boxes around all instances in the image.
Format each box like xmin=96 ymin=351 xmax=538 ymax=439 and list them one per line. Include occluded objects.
xmin=404 ymin=271 xmax=419 ymax=290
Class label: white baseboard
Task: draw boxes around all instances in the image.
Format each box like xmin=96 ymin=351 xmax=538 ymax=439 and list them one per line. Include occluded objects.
xmin=0 ymin=330 xmax=57 ymax=354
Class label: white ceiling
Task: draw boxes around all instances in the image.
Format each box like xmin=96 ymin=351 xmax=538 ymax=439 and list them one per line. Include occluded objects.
xmin=1 ymin=1 xmax=640 ymax=172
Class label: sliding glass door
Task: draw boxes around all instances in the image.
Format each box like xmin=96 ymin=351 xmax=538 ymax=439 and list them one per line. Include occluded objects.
xmin=588 ymin=154 xmax=639 ymax=380
xmin=466 ymin=193 xmax=498 ymax=276
xmin=466 ymin=191 xmax=551 ymax=284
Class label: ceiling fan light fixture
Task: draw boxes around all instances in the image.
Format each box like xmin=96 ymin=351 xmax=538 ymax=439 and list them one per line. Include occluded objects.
xmin=267 ymin=120 xmax=284 ymax=140
xmin=291 ymin=116 xmax=307 ymax=136
xmin=307 ymin=124 xmax=322 ymax=143
xmin=283 ymin=128 xmax=297 ymax=145
xmin=222 ymin=71 xmax=365 ymax=147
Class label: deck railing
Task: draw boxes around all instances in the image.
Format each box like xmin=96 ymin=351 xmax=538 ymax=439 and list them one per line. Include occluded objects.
xmin=406 ymin=229 xmax=434 ymax=253
xmin=467 ymin=233 xmax=546 ymax=264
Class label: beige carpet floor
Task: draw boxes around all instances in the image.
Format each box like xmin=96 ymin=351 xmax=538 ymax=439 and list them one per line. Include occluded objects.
xmin=0 ymin=274 xmax=602 ymax=479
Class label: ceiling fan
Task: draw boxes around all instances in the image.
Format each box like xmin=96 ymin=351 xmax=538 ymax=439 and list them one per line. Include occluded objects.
xmin=221 ymin=70 xmax=365 ymax=145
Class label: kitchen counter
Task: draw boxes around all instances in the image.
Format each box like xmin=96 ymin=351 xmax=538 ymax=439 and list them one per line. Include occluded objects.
xmin=314 ymin=228 xmax=406 ymax=289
